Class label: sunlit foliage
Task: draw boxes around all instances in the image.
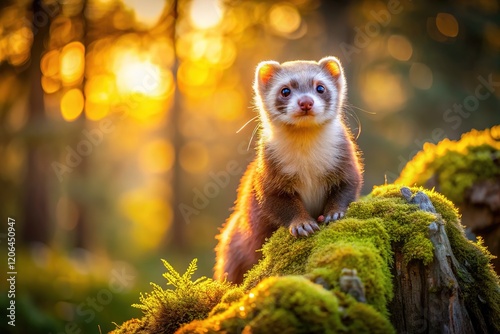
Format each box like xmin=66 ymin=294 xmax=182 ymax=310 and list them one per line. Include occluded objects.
xmin=110 ymin=258 xmax=232 ymax=334
xmin=113 ymin=185 xmax=500 ymax=333
xmin=396 ymin=126 xmax=500 ymax=203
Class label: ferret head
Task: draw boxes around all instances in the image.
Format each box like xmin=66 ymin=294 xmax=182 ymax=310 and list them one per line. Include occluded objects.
xmin=253 ymin=56 xmax=346 ymax=130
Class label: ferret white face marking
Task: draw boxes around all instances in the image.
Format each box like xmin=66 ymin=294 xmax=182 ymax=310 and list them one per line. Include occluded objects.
xmin=254 ymin=57 xmax=346 ymax=129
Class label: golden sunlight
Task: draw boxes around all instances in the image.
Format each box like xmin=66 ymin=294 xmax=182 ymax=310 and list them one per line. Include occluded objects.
xmin=60 ymin=42 xmax=85 ymax=86
xmin=121 ymin=0 xmax=167 ymax=27
xmin=360 ymin=68 xmax=407 ymax=115
xmin=139 ymin=139 xmax=175 ymax=174
xmin=269 ymin=3 xmax=301 ymax=35
xmin=113 ymin=52 xmax=164 ymax=96
xmin=189 ymin=0 xmax=224 ymax=29
xmin=60 ymin=88 xmax=84 ymax=121
xmin=119 ymin=188 xmax=172 ymax=251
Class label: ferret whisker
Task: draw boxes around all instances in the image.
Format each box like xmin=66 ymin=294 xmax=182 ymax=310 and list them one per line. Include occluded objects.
xmin=348 ymin=103 xmax=375 ymax=115
xmin=237 ymin=115 xmax=260 ymax=134
xmin=344 ymin=107 xmax=362 ymax=140
xmin=246 ymin=122 xmax=261 ymax=151
xmin=341 ymin=104 xmax=361 ymax=140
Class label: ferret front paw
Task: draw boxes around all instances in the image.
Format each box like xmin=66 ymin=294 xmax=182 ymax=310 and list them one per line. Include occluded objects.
xmin=289 ymin=218 xmax=320 ymax=237
xmin=322 ymin=210 xmax=345 ymax=223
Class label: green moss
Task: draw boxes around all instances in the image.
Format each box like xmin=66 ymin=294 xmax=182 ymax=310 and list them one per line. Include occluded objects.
xmin=110 ymin=259 xmax=234 ymax=334
xmin=208 ymin=287 xmax=245 ymax=316
xmin=112 ymin=184 xmax=500 ymax=333
xmin=402 ymin=234 xmax=434 ymax=265
xmin=443 ymin=225 xmax=500 ymax=332
xmin=396 ymin=126 xmax=500 ymax=203
xmin=342 ymin=301 xmax=395 ymax=334
xmin=177 ymin=276 xmax=393 ymax=334
xmin=242 ymin=228 xmax=315 ymax=290
xmin=373 ymin=185 xmax=500 ymax=332
xmin=110 ymin=318 xmax=146 ymax=334
xmin=347 ymin=189 xmax=437 ymax=265
xmin=307 ymin=241 xmax=392 ymax=316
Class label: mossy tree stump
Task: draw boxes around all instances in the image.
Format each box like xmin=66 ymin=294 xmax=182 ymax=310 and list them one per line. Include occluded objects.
xmin=390 ymin=188 xmax=475 ymax=333
xmin=111 ymin=185 xmax=500 ymax=334
xmin=397 ymin=126 xmax=500 ymax=276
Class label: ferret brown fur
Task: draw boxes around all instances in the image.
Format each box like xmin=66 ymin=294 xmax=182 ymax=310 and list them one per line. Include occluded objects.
xmin=214 ymin=56 xmax=363 ymax=284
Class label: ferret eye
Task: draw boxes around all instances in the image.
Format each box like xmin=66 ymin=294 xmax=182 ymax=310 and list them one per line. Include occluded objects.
xmin=281 ymin=87 xmax=291 ymax=97
xmin=316 ymin=85 xmax=325 ymax=94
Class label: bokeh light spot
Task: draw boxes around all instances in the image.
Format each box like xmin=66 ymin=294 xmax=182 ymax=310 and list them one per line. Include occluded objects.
xmin=121 ymin=0 xmax=166 ymax=28
xmin=60 ymin=42 xmax=85 ymax=86
xmin=387 ymin=35 xmax=413 ymax=61
xmin=41 ymin=76 xmax=61 ymax=94
xmin=84 ymin=74 xmax=112 ymax=117
xmin=139 ymin=139 xmax=174 ymax=174
xmin=41 ymin=50 xmax=60 ymax=77
xmin=85 ymin=74 xmax=115 ymax=103
xmin=61 ymin=88 xmax=84 ymax=121
xmin=269 ymin=3 xmax=301 ymax=35
xmin=85 ymin=100 xmax=109 ymax=121
xmin=113 ymin=53 xmax=164 ymax=96
xmin=436 ymin=13 xmax=459 ymax=38
xmin=190 ymin=0 xmax=224 ymax=29
xmin=409 ymin=63 xmax=433 ymax=90
xmin=360 ymin=69 xmax=407 ymax=115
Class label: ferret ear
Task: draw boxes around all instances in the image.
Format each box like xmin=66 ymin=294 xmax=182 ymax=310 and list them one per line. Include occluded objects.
xmin=255 ymin=61 xmax=281 ymax=87
xmin=319 ymin=56 xmax=343 ymax=79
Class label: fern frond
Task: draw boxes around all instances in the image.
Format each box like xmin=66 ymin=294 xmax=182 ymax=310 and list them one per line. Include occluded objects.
xmin=121 ymin=258 xmax=232 ymax=334
xmin=193 ymin=276 xmax=208 ymax=285
xmin=131 ymin=303 xmax=147 ymax=311
xmin=161 ymin=258 xmax=183 ymax=288
xmin=182 ymin=258 xmax=198 ymax=282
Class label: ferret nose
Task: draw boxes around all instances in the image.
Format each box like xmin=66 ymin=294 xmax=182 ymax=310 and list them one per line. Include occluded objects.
xmin=298 ymin=96 xmax=314 ymax=111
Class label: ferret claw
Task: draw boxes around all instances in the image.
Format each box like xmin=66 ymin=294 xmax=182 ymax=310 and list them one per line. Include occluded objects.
xmin=324 ymin=211 xmax=345 ymax=223
xmin=289 ymin=220 xmax=320 ymax=237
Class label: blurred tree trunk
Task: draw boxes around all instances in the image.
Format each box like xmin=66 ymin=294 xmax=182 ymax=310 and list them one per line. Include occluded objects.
xmin=73 ymin=0 xmax=88 ymax=249
xmin=168 ymin=0 xmax=187 ymax=250
xmin=319 ymin=1 xmax=354 ymax=60
xmin=22 ymin=0 xmax=51 ymax=244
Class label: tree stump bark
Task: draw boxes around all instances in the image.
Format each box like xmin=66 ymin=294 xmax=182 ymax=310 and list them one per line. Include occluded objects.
xmin=389 ymin=187 xmax=481 ymax=334
xmin=460 ymin=179 xmax=500 ymax=275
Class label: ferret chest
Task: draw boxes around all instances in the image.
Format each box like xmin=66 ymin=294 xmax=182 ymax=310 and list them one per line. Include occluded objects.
xmin=295 ymin=165 xmax=328 ymax=218
xmin=269 ymin=124 xmax=343 ymax=217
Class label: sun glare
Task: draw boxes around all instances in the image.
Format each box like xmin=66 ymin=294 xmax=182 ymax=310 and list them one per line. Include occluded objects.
xmin=113 ymin=53 xmax=163 ymax=96
xmin=121 ymin=0 xmax=166 ymax=27
xmin=189 ymin=0 xmax=223 ymax=29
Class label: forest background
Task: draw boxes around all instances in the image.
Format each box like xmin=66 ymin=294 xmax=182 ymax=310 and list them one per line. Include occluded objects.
xmin=0 ymin=0 xmax=499 ymax=333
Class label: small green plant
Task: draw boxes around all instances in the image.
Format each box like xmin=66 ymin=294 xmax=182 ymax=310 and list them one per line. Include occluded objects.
xmin=111 ymin=259 xmax=233 ymax=334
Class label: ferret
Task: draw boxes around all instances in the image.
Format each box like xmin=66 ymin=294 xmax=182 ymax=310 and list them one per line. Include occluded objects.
xmin=214 ymin=56 xmax=363 ymax=284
